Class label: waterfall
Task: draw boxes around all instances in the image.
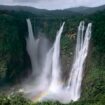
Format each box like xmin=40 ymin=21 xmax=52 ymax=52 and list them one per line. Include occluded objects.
xmin=22 ymin=19 xmax=92 ymax=104
xmin=67 ymin=22 xmax=92 ymax=101
xmin=25 ymin=19 xmax=52 ymax=100
xmin=26 ymin=19 xmax=39 ymax=76
xmin=49 ymin=22 xmax=65 ymax=93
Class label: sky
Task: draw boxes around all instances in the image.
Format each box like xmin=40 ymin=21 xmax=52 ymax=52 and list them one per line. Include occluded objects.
xmin=0 ymin=0 xmax=105 ymax=10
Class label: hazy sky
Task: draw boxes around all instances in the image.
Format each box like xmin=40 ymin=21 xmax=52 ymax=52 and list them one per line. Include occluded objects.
xmin=0 ymin=0 xmax=105 ymax=10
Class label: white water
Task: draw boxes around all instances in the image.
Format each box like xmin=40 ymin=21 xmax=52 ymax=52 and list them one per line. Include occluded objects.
xmin=67 ymin=21 xmax=92 ymax=101
xmin=22 ymin=19 xmax=92 ymax=104
xmin=48 ymin=22 xmax=65 ymax=93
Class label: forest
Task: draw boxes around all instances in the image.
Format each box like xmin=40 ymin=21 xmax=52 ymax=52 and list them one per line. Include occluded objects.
xmin=0 ymin=8 xmax=105 ymax=105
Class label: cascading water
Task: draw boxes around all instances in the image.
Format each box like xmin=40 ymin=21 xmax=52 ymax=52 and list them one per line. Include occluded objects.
xmin=67 ymin=21 xmax=92 ymax=101
xmin=48 ymin=22 xmax=65 ymax=93
xmin=22 ymin=19 xmax=92 ymax=104
xmin=26 ymin=19 xmax=39 ymax=77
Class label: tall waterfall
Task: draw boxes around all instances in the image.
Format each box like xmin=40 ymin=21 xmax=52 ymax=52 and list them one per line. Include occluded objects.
xmin=49 ymin=22 xmax=65 ymax=93
xmin=22 ymin=19 xmax=92 ymax=104
xmin=67 ymin=21 xmax=92 ymax=101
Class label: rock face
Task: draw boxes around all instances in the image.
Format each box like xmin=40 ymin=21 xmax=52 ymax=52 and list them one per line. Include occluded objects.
xmin=61 ymin=54 xmax=72 ymax=82
xmin=0 ymin=59 xmax=7 ymax=80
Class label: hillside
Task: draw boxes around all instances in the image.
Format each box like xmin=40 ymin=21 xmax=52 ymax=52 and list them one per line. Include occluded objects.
xmin=0 ymin=5 xmax=105 ymax=16
xmin=65 ymin=5 xmax=105 ymax=14
xmin=0 ymin=5 xmax=79 ymax=17
xmin=0 ymin=6 xmax=105 ymax=105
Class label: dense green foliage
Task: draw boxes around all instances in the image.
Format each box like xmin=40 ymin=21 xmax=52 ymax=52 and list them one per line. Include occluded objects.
xmin=0 ymin=12 xmax=30 ymax=83
xmin=0 ymin=9 xmax=105 ymax=105
xmin=0 ymin=94 xmax=31 ymax=105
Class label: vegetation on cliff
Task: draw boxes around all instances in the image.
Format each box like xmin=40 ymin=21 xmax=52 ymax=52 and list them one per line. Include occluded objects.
xmin=0 ymin=8 xmax=105 ymax=105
